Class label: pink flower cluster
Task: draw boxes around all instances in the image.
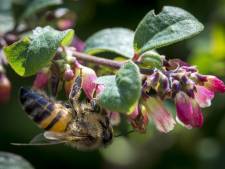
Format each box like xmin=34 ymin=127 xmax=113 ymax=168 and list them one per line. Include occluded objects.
xmin=129 ymin=59 xmax=225 ymax=132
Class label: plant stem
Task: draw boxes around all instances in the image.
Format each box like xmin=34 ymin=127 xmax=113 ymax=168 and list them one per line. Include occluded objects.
xmin=71 ymin=50 xmax=154 ymax=75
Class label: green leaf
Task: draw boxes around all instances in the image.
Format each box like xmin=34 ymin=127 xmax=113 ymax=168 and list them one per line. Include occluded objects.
xmin=85 ymin=28 xmax=134 ymax=59
xmin=4 ymin=26 xmax=74 ymax=77
xmin=21 ymin=0 xmax=62 ymax=19
xmin=0 ymin=152 xmax=34 ymax=169
xmin=0 ymin=0 xmax=14 ymax=33
xmin=96 ymin=61 xmax=141 ymax=113
xmin=134 ymin=6 xmax=204 ymax=55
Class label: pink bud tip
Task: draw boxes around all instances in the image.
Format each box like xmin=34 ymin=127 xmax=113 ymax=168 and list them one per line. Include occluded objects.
xmin=71 ymin=37 xmax=85 ymax=52
xmin=205 ymin=75 xmax=225 ymax=93
xmin=81 ymin=66 xmax=98 ymax=100
xmin=64 ymin=69 xmax=74 ymax=81
xmin=57 ymin=19 xmax=74 ymax=30
xmin=33 ymin=71 xmax=49 ymax=89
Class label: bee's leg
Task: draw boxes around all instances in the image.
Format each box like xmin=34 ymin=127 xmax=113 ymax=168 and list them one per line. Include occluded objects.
xmin=90 ymin=99 xmax=101 ymax=113
xmin=69 ymin=72 xmax=82 ymax=114
xmin=87 ymin=84 xmax=101 ymax=113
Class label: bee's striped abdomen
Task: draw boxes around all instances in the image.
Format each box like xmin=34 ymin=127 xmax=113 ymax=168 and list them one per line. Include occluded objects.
xmin=40 ymin=104 xmax=72 ymax=132
xmin=19 ymin=87 xmax=72 ymax=132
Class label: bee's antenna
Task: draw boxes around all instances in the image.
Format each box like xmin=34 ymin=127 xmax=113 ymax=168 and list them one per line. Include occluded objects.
xmin=115 ymin=130 xmax=135 ymax=137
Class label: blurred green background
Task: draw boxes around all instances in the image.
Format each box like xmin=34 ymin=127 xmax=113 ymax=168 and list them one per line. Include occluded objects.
xmin=0 ymin=0 xmax=225 ymax=169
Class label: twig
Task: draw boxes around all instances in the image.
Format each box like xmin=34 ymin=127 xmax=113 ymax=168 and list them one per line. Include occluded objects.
xmin=71 ymin=50 xmax=154 ymax=75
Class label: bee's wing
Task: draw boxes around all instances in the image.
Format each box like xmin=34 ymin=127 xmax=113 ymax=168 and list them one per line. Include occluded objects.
xmin=11 ymin=133 xmax=65 ymax=146
xmin=45 ymin=131 xmax=87 ymax=142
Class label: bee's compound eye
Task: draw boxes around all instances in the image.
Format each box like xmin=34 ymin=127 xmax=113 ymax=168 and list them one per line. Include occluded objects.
xmin=102 ymin=127 xmax=113 ymax=145
xmin=99 ymin=119 xmax=113 ymax=145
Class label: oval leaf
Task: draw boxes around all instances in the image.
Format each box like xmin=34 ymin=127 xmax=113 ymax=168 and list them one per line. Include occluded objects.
xmin=85 ymin=28 xmax=134 ymax=58
xmin=4 ymin=26 xmax=74 ymax=77
xmin=0 ymin=152 xmax=34 ymax=169
xmin=0 ymin=0 xmax=14 ymax=33
xmin=96 ymin=61 xmax=141 ymax=113
xmin=21 ymin=0 xmax=62 ymax=20
xmin=134 ymin=6 xmax=204 ymax=55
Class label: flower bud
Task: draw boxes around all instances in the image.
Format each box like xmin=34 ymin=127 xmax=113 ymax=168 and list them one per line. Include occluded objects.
xmin=139 ymin=51 xmax=163 ymax=69
xmin=204 ymin=75 xmax=225 ymax=93
xmin=71 ymin=37 xmax=85 ymax=52
xmin=57 ymin=19 xmax=74 ymax=30
xmin=33 ymin=69 xmax=49 ymax=89
xmin=0 ymin=74 xmax=11 ymax=103
xmin=64 ymin=66 xmax=74 ymax=81
xmin=4 ymin=33 xmax=18 ymax=45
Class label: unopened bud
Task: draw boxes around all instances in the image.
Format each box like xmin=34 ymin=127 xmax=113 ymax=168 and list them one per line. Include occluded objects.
xmin=64 ymin=67 xmax=74 ymax=81
xmin=71 ymin=37 xmax=85 ymax=52
xmin=139 ymin=51 xmax=163 ymax=69
xmin=33 ymin=69 xmax=49 ymax=89
xmin=4 ymin=34 xmax=18 ymax=45
xmin=0 ymin=74 xmax=11 ymax=103
xmin=57 ymin=19 xmax=74 ymax=30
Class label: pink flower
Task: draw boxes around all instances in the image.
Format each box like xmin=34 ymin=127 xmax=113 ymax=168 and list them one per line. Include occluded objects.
xmin=194 ymin=85 xmax=214 ymax=108
xmin=205 ymin=75 xmax=225 ymax=93
xmin=175 ymin=92 xmax=203 ymax=128
xmin=65 ymin=62 xmax=100 ymax=100
xmin=81 ymin=66 xmax=98 ymax=99
xmin=128 ymin=105 xmax=149 ymax=133
xmin=142 ymin=97 xmax=175 ymax=133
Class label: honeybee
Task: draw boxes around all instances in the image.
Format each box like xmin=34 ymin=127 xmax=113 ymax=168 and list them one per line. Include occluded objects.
xmin=15 ymin=75 xmax=113 ymax=150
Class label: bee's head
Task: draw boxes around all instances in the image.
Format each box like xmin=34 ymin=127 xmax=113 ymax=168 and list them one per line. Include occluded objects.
xmin=69 ymin=113 xmax=113 ymax=150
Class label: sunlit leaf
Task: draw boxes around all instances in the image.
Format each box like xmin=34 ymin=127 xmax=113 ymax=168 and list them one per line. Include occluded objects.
xmin=134 ymin=6 xmax=204 ymax=55
xmin=0 ymin=0 xmax=14 ymax=33
xmin=4 ymin=26 xmax=74 ymax=77
xmin=96 ymin=61 xmax=141 ymax=113
xmin=85 ymin=28 xmax=134 ymax=58
xmin=21 ymin=0 xmax=62 ymax=20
